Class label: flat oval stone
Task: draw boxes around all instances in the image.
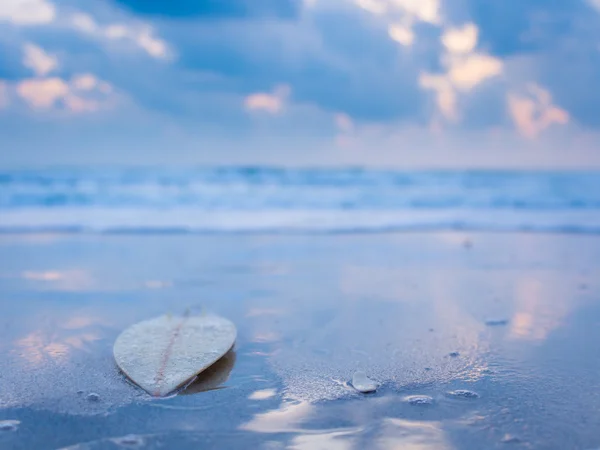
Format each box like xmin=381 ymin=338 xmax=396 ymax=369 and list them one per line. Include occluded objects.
xmin=114 ymin=314 xmax=236 ymax=397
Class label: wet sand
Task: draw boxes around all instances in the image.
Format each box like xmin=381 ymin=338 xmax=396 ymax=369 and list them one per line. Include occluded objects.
xmin=0 ymin=232 xmax=599 ymax=449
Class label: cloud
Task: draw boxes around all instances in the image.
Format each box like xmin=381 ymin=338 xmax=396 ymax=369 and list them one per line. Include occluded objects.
xmin=16 ymin=77 xmax=69 ymax=109
xmin=441 ymin=23 xmax=477 ymax=54
xmin=70 ymin=12 xmax=169 ymax=60
xmin=419 ymin=23 xmax=502 ymax=122
xmin=23 ymin=43 xmax=58 ymax=77
xmin=245 ymin=84 xmax=290 ymax=114
xmin=388 ymin=23 xmax=414 ymax=46
xmin=446 ymin=54 xmax=502 ymax=90
xmin=0 ymin=0 xmax=56 ymax=26
xmin=355 ymin=0 xmax=440 ymax=49
xmin=71 ymin=73 xmax=112 ymax=94
xmin=15 ymin=74 xmax=115 ymax=112
xmin=418 ymin=73 xmax=457 ymax=121
xmin=507 ymin=84 xmax=569 ymax=138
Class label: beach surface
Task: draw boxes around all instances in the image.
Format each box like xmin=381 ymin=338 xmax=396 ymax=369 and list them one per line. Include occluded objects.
xmin=1 ymin=232 xmax=599 ymax=449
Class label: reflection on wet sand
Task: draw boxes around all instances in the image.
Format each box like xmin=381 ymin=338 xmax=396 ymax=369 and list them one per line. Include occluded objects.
xmin=21 ymin=269 xmax=95 ymax=291
xmin=241 ymin=400 xmax=361 ymax=449
xmin=509 ymin=277 xmax=570 ymax=341
xmin=1 ymin=233 xmax=599 ymax=449
xmin=12 ymin=314 xmax=107 ymax=367
xmin=378 ymin=418 xmax=451 ymax=450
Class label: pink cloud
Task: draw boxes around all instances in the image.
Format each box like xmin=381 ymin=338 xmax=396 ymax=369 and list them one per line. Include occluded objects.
xmin=244 ymin=84 xmax=291 ymax=114
xmin=508 ymin=84 xmax=569 ymax=138
xmin=16 ymin=78 xmax=69 ymax=109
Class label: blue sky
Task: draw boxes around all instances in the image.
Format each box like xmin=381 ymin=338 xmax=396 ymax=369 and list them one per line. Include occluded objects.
xmin=1 ymin=0 xmax=600 ymax=168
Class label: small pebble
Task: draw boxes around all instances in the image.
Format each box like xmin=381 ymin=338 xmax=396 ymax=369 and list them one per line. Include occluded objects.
xmin=449 ymin=352 xmax=460 ymax=358
xmin=0 ymin=420 xmax=20 ymax=432
xmin=424 ymin=367 xmax=432 ymax=371
xmin=351 ymin=371 xmax=377 ymax=393
xmin=446 ymin=389 xmax=480 ymax=399
xmin=404 ymin=395 xmax=434 ymax=405
xmin=87 ymin=393 xmax=100 ymax=402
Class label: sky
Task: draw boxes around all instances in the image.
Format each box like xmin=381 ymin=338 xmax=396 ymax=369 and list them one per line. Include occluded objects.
xmin=1 ymin=0 xmax=600 ymax=168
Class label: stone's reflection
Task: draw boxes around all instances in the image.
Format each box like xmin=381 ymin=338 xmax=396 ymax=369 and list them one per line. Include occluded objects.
xmin=378 ymin=418 xmax=452 ymax=450
xmin=180 ymin=350 xmax=236 ymax=395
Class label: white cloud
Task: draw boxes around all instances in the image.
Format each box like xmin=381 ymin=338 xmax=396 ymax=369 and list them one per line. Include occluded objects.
xmin=15 ymin=74 xmax=114 ymax=113
xmin=0 ymin=0 xmax=55 ymax=25
xmin=447 ymin=54 xmax=503 ymax=91
xmin=419 ymin=73 xmax=457 ymax=121
xmin=356 ymin=0 xmax=440 ymax=48
xmin=355 ymin=0 xmax=387 ymax=15
xmin=589 ymin=0 xmax=600 ymax=12
xmin=104 ymin=24 xmax=129 ymax=39
xmin=135 ymin=27 xmax=169 ymax=59
xmin=245 ymin=85 xmax=291 ymax=114
xmin=16 ymin=78 xmax=69 ymax=109
xmin=420 ymin=23 xmax=503 ymax=123
xmin=23 ymin=43 xmax=58 ymax=77
xmin=69 ymin=13 xmax=169 ymax=60
xmin=70 ymin=12 xmax=98 ymax=34
xmin=388 ymin=23 xmax=414 ymax=46
xmin=507 ymin=84 xmax=569 ymax=138
xmin=390 ymin=0 xmax=440 ymax=24
xmin=71 ymin=73 xmax=112 ymax=94
xmin=442 ymin=24 xmax=478 ymax=54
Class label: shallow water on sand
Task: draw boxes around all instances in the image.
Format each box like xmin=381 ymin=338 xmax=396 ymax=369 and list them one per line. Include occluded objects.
xmin=0 ymin=232 xmax=599 ymax=449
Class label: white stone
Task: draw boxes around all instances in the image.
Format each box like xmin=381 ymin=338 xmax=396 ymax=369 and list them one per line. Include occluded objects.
xmin=351 ymin=371 xmax=377 ymax=393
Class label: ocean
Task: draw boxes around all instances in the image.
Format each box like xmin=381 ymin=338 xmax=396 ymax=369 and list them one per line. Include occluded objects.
xmin=1 ymin=167 xmax=600 ymax=234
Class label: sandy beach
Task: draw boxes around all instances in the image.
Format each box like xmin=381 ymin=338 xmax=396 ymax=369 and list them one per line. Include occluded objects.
xmin=0 ymin=231 xmax=599 ymax=449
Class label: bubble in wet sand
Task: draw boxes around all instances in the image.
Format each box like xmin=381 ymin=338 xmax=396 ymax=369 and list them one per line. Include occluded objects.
xmin=0 ymin=420 xmax=20 ymax=432
xmin=403 ymin=395 xmax=434 ymax=405
xmin=446 ymin=389 xmax=480 ymax=399
xmin=112 ymin=434 xmax=145 ymax=447
xmin=86 ymin=393 xmax=101 ymax=402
